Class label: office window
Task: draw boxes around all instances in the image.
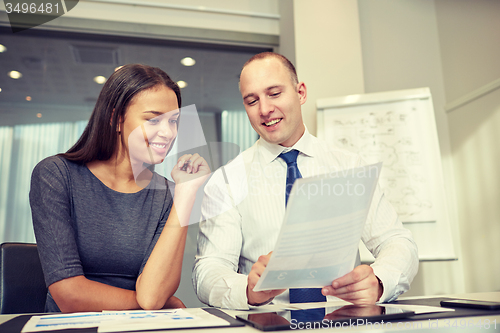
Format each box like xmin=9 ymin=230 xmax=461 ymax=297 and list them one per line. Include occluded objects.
xmin=0 ymin=28 xmax=264 ymax=242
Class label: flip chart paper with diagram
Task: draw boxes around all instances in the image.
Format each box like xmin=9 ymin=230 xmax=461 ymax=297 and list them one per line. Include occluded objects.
xmin=253 ymin=163 xmax=381 ymax=291
xmin=321 ymin=98 xmax=437 ymax=223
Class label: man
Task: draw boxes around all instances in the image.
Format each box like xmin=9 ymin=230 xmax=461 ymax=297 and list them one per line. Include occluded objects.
xmin=193 ymin=52 xmax=418 ymax=309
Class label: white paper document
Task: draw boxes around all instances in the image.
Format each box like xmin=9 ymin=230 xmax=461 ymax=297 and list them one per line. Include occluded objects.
xmin=254 ymin=162 xmax=381 ymax=291
xmin=382 ymin=304 xmax=455 ymax=315
xmin=22 ymin=311 xmax=130 ymax=332
xmin=22 ymin=308 xmax=228 ymax=332
xmin=98 ymin=308 xmax=229 ymax=332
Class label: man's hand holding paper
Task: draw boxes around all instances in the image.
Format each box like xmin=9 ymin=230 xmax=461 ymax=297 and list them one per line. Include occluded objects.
xmin=248 ymin=263 xmax=383 ymax=306
xmin=322 ymin=264 xmax=383 ymax=304
xmin=251 ymin=163 xmax=383 ymax=304
xmin=247 ymin=252 xmax=286 ymax=306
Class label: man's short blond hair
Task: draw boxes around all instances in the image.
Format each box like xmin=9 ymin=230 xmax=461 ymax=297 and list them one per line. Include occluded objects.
xmin=240 ymin=52 xmax=299 ymax=86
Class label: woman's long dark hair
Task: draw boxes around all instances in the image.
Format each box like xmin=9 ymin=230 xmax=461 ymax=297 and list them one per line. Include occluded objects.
xmin=60 ymin=64 xmax=181 ymax=163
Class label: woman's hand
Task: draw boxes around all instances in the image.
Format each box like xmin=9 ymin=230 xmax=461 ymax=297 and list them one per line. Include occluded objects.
xmin=169 ymin=153 xmax=211 ymax=227
xmin=171 ymin=153 xmax=211 ymax=191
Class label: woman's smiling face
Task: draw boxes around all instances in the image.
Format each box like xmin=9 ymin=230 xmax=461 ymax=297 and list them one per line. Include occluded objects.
xmin=120 ymin=84 xmax=180 ymax=166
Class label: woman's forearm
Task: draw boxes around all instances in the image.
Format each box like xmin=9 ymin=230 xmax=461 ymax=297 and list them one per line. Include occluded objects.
xmin=49 ymin=275 xmax=141 ymax=313
xmin=135 ymin=185 xmax=196 ymax=310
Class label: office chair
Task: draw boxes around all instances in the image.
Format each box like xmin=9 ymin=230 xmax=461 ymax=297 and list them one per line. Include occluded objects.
xmin=0 ymin=242 xmax=47 ymax=314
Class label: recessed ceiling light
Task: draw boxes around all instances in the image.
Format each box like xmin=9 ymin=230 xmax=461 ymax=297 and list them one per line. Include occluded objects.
xmin=0 ymin=88 xmax=2 ymax=93
xmin=37 ymin=113 xmax=42 ymax=118
xmin=177 ymin=80 xmax=187 ymax=89
xmin=8 ymin=70 xmax=22 ymax=79
xmin=180 ymin=57 xmax=196 ymax=67
xmin=93 ymin=76 xmax=106 ymax=84
xmin=26 ymin=96 xmax=32 ymax=101
xmin=0 ymin=44 xmax=6 ymax=53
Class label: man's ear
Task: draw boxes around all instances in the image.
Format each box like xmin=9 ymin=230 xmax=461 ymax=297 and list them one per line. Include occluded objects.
xmin=296 ymin=82 xmax=307 ymax=105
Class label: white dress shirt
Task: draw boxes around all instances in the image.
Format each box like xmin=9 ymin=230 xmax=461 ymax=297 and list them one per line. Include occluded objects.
xmin=193 ymin=128 xmax=418 ymax=309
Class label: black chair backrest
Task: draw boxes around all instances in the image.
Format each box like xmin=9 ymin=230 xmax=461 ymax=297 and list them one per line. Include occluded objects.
xmin=0 ymin=242 xmax=47 ymax=314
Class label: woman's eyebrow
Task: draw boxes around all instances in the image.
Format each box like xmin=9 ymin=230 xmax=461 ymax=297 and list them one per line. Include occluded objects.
xmin=143 ymin=110 xmax=163 ymax=115
xmin=143 ymin=110 xmax=179 ymax=116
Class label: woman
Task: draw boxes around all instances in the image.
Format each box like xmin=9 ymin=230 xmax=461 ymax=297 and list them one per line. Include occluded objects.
xmin=29 ymin=64 xmax=210 ymax=312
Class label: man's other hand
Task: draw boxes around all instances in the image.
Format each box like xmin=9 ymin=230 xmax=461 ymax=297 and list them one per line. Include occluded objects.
xmin=247 ymin=252 xmax=286 ymax=306
xmin=321 ymin=265 xmax=383 ymax=304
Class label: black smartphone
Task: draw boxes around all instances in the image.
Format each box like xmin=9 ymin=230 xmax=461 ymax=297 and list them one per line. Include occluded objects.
xmin=441 ymin=299 xmax=500 ymax=310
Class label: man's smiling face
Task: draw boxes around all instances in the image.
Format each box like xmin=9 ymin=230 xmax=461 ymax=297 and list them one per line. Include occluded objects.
xmin=239 ymin=57 xmax=307 ymax=147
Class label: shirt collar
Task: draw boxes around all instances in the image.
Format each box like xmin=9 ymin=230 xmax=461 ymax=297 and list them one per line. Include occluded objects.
xmin=258 ymin=125 xmax=316 ymax=164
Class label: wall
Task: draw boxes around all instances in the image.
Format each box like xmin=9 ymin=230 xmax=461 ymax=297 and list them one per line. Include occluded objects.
xmin=447 ymin=89 xmax=500 ymax=293
xmin=288 ymin=0 xmax=365 ymax=135
xmin=435 ymin=0 xmax=500 ymax=293
xmin=435 ymin=0 xmax=500 ymax=103
xmin=357 ymin=0 xmax=465 ymax=296
xmin=64 ymin=0 xmax=280 ymax=35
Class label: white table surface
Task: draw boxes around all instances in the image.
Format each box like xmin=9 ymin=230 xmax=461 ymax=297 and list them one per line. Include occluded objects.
xmin=1 ymin=292 xmax=499 ymax=332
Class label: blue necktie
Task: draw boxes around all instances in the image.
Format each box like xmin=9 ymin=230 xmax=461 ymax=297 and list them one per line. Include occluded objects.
xmin=279 ymin=150 xmax=302 ymax=205
xmin=279 ymin=150 xmax=327 ymax=303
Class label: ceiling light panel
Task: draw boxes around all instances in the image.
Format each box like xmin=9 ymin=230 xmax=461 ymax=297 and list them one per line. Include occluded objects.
xmin=8 ymin=70 xmax=22 ymax=79
xmin=180 ymin=57 xmax=196 ymax=66
xmin=93 ymin=76 xmax=106 ymax=84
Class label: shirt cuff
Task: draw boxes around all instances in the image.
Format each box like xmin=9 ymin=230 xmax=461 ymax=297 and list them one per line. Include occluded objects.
xmin=219 ymin=273 xmax=251 ymax=310
xmin=248 ymin=297 xmax=274 ymax=308
xmin=371 ymin=266 xmax=397 ymax=303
